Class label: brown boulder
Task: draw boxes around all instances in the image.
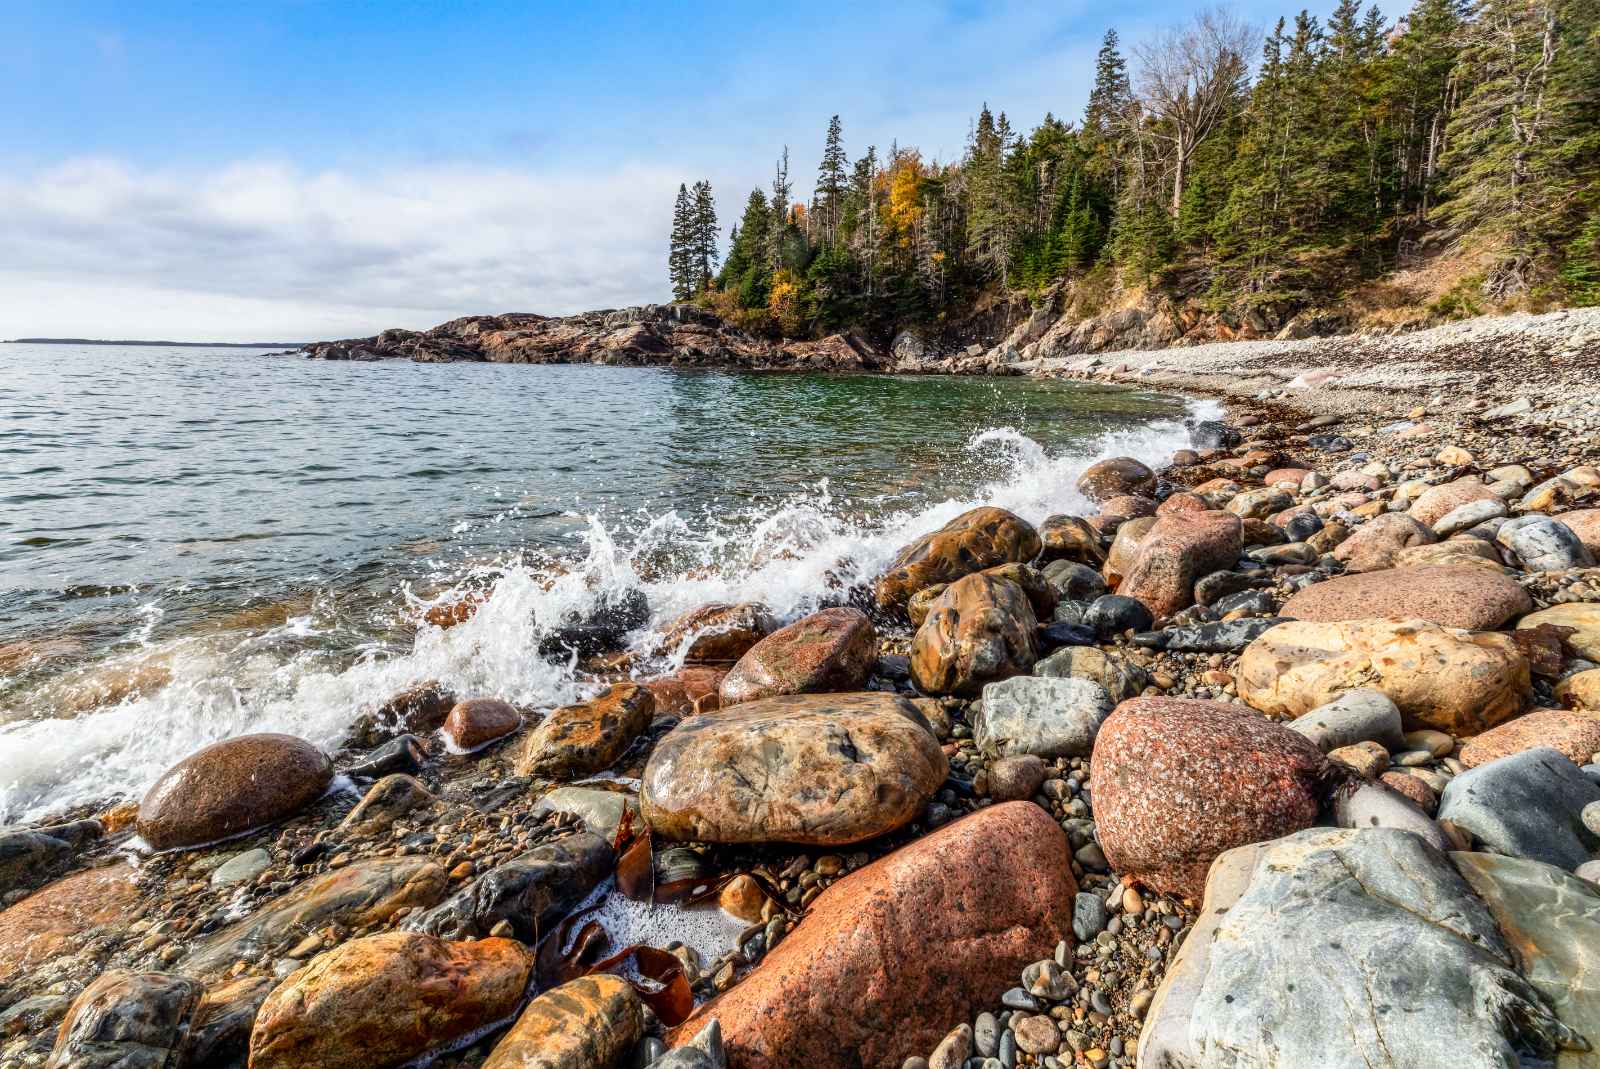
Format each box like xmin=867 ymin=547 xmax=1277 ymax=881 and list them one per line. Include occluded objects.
xmin=1409 ymin=477 xmax=1499 ymax=528
xmin=1091 ymin=698 xmax=1330 ymax=899
xmin=1332 ymin=513 xmax=1436 ymax=572
xmin=514 ymin=684 xmax=654 ymax=779
xmin=1459 ymin=708 xmax=1600 ymax=768
xmin=1157 ymin=492 xmax=1208 ymax=515
xmin=910 ymin=573 xmax=1038 ymax=697
xmin=249 ymin=932 xmax=533 ymax=1069
xmin=641 ymin=693 xmax=946 ymax=846
xmin=719 ymin=607 xmax=876 ymax=706
xmin=1091 ymin=494 xmax=1158 ymax=532
xmin=1039 ymin=515 xmax=1105 ymax=564
xmin=1117 ymin=511 xmax=1243 ymax=620
xmin=655 ymin=602 xmax=776 ymax=665
xmin=442 ymin=698 xmax=520 ymax=751
xmin=0 ymin=864 xmax=139 ymax=980
xmin=47 ymin=971 xmax=203 ymax=1069
xmin=358 ymin=681 xmax=456 ymax=744
xmin=670 ymin=802 xmax=1076 ymax=1068
xmin=482 ymin=975 xmax=643 ymax=1069
xmin=1279 ymin=564 xmax=1532 ymax=631
xmin=1235 ymin=618 xmax=1529 ymax=736
xmin=874 ymin=507 xmax=1041 ymax=611
xmin=643 ymin=665 xmax=726 ymax=716
xmin=1077 ymin=457 xmax=1156 ymax=503
xmin=1102 ymin=515 xmax=1158 ymax=588
xmin=137 ymin=734 xmax=332 ymax=851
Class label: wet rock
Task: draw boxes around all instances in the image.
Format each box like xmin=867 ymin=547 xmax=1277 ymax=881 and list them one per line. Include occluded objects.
xmin=975 ymin=676 xmax=1114 ymax=758
xmin=1091 ymin=697 xmax=1331 ymax=899
xmin=0 ymin=819 xmax=99 ymax=897
xmin=656 ymin=602 xmax=776 ymax=665
xmin=187 ymin=975 xmax=274 ymax=1068
xmin=514 ymin=683 xmax=654 ymax=779
xmin=1033 ymin=646 xmax=1147 ymax=702
xmin=442 ymin=697 xmax=520 ymax=751
xmin=875 ymin=507 xmax=1042 ymax=612
xmin=357 ymin=681 xmax=456 ymax=744
xmin=1117 ymin=512 xmax=1243 ymax=619
xmin=1226 ymin=488 xmax=1292 ymax=520
xmin=670 ymin=803 xmax=1076 ymax=1069
xmin=1279 ymin=564 xmax=1531 ymax=631
xmin=211 ymin=847 xmax=271 ymax=887
xmin=1093 ymin=494 xmax=1158 ymax=532
xmin=1130 ymin=617 xmax=1285 ymax=653
xmin=483 ymin=975 xmax=644 ymax=1069
xmin=533 ymin=786 xmax=639 ymax=842
xmin=910 ymin=573 xmax=1039 ymax=697
xmin=645 ymin=665 xmax=727 ymax=716
xmin=136 ymin=733 xmax=333 ymax=851
xmin=1235 ymin=618 xmax=1529 ymax=736
xmin=641 ymin=693 xmax=947 ymax=845
xmin=981 ymin=562 xmax=1059 ymax=621
xmin=0 ymin=864 xmax=139 ymax=980
xmin=45 ymin=971 xmax=203 ymax=1069
xmin=1077 ymin=457 xmax=1155 ymax=503
xmin=1286 ymin=688 xmax=1404 ymax=752
xmin=988 ymin=754 xmax=1048 ymax=802
xmin=1332 ymin=513 xmax=1436 ymax=573
xmin=249 ymin=932 xmax=533 ymax=1069
xmin=344 ymin=734 xmax=427 ymax=780
xmin=1519 ymin=604 xmax=1600 ymax=661
xmin=183 ymin=857 xmax=447 ymax=980
xmin=0 ymin=994 xmax=71 ymax=1040
xmin=1101 ymin=516 xmax=1157 ymax=587
xmin=1409 ymin=477 xmax=1501 ymax=528
xmin=538 ymin=587 xmax=650 ymax=658
xmin=1438 ymin=748 xmax=1600 ymax=870
xmin=1039 ymin=515 xmax=1106 ymax=565
xmin=1040 ymin=559 xmax=1107 ymax=602
xmin=407 ymin=832 xmax=613 ymax=941
xmin=719 ymin=607 xmax=876 ymax=706
xmin=339 ymin=774 xmax=438 ymax=830
xmin=1460 ymin=708 xmax=1600 ymax=769
xmin=1082 ymin=594 xmax=1153 ymax=638
xmin=1140 ymin=828 xmax=1578 ymax=1069
xmin=1497 ymin=516 xmax=1596 ymax=572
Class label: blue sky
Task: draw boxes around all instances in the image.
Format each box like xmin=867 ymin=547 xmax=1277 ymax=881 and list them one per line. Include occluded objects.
xmin=3 ymin=0 xmax=1319 ymax=340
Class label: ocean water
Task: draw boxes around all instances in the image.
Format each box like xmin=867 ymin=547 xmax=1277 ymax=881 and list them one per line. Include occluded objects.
xmin=0 ymin=343 xmax=1217 ymax=823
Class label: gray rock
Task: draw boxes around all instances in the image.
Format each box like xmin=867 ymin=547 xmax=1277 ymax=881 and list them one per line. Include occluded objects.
xmin=1286 ymin=688 xmax=1404 ymax=752
xmin=1033 ymin=646 xmax=1148 ymax=702
xmin=1497 ymin=516 xmax=1595 ymax=571
xmin=210 ymin=848 xmax=271 ymax=887
xmin=1246 ymin=542 xmax=1318 ymax=566
xmin=406 ymin=831 xmax=613 ymax=941
xmin=1437 ymin=747 xmax=1600 ymax=870
xmin=1330 ymin=782 xmax=1451 ymax=852
xmin=1130 ymin=618 xmax=1286 ymax=653
xmin=928 ymin=1023 xmax=972 ymax=1069
xmin=1072 ymin=891 xmax=1108 ymax=941
xmin=648 ymin=1019 xmax=724 ymax=1069
xmin=1139 ymin=828 xmax=1579 ymax=1068
xmin=1041 ymin=560 xmax=1106 ymax=603
xmin=1193 ymin=570 xmax=1264 ymax=607
xmin=974 ymin=1012 xmax=999 ymax=1057
xmin=45 ymin=971 xmax=204 ymax=1069
xmin=1433 ymin=498 xmax=1507 ymax=537
xmin=975 ymin=676 xmax=1114 ymax=758
xmin=1483 ymin=396 xmax=1533 ymax=420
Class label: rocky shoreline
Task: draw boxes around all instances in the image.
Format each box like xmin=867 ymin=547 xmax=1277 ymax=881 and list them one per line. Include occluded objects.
xmin=5 ymin=340 xmax=1600 ymax=1068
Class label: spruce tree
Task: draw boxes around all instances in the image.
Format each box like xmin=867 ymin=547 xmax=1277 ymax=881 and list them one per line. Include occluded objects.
xmin=691 ymin=180 xmax=719 ymax=292
xmin=815 ymin=115 xmax=849 ymax=246
xmin=668 ymin=183 xmax=695 ymax=302
xmin=1083 ymin=29 xmax=1133 ymax=190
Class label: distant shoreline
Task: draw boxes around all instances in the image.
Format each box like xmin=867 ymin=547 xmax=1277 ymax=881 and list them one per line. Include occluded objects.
xmin=5 ymin=338 xmax=302 ymax=348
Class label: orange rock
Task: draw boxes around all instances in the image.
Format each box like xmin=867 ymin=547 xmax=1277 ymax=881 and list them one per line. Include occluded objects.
xmin=483 ymin=975 xmax=643 ymax=1069
xmin=137 ymin=734 xmax=332 ymax=851
xmin=874 ymin=507 xmax=1041 ymax=611
xmin=654 ymin=602 xmax=776 ymax=665
xmin=515 ymin=684 xmax=654 ymax=779
xmin=720 ymin=607 xmax=876 ymax=706
xmin=644 ymin=665 xmax=727 ymax=716
xmin=1459 ymin=708 xmax=1600 ymax=768
xmin=0 ymin=864 xmax=139 ymax=977
xmin=442 ymin=698 xmax=520 ymax=751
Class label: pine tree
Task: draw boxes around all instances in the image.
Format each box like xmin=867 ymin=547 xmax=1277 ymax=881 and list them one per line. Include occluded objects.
xmin=814 ymin=115 xmax=849 ymax=246
xmin=766 ymin=148 xmax=793 ymax=273
xmin=668 ymin=183 xmax=695 ymax=301
xmin=691 ymin=180 xmax=719 ymax=292
xmin=1083 ymin=29 xmax=1133 ymax=191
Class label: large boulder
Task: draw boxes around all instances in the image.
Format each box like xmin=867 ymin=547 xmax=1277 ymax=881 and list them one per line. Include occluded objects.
xmin=1139 ymin=828 xmax=1581 ymax=1068
xmin=669 ymin=803 xmax=1076 ymax=1068
xmin=640 ymin=693 xmax=947 ymax=846
xmin=1116 ymin=511 xmax=1242 ymax=620
xmin=1410 ymin=477 xmax=1501 ymax=528
xmin=137 ymin=734 xmax=333 ymax=851
xmin=874 ymin=507 xmax=1041 ymax=611
xmin=909 ymin=573 xmax=1038 ymax=697
xmin=406 ymin=832 xmax=613 ymax=942
xmin=1235 ymin=618 xmax=1529 ymax=736
xmin=1519 ymin=604 xmax=1600 ymax=661
xmin=1332 ymin=513 xmax=1436 ymax=573
xmin=655 ymin=602 xmax=776 ymax=665
xmin=182 ymin=858 xmax=447 ymax=981
xmin=974 ymin=676 xmax=1115 ymax=758
xmin=1076 ymin=457 xmax=1155 ymax=503
xmin=248 ymin=932 xmax=533 ymax=1069
xmin=46 ymin=971 xmax=203 ymax=1069
xmin=1437 ymin=748 xmax=1600 ymax=870
xmin=1278 ymin=564 xmax=1532 ymax=630
xmin=1459 ymin=708 xmax=1600 ymax=768
xmin=482 ymin=975 xmax=644 ymax=1069
xmin=514 ymin=684 xmax=654 ymax=779
xmin=1090 ymin=698 xmax=1331 ymax=899
xmin=718 ymin=607 xmax=876 ymax=706
xmin=0 ymin=864 xmax=140 ymax=982
xmin=1101 ymin=516 xmax=1157 ymax=586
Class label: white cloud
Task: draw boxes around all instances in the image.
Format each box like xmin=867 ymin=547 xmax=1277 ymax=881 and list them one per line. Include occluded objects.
xmin=0 ymin=159 xmax=683 ymax=341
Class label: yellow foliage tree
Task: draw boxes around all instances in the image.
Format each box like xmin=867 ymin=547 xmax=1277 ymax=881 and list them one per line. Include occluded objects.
xmin=767 ymin=270 xmax=803 ymax=336
xmin=887 ymin=152 xmax=925 ymax=247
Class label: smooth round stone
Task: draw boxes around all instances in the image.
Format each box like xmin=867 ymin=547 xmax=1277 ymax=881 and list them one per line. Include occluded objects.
xmin=1577 ymin=860 xmax=1600 ymax=889
xmin=1584 ymin=801 xmax=1600 ymax=838
xmin=1001 ymin=988 xmax=1041 ymax=1012
xmin=211 ymin=848 xmax=271 ymax=887
xmin=1395 ymin=750 xmax=1434 ymax=767
xmin=1404 ymin=729 xmax=1455 ymax=757
xmin=974 ymin=1012 xmax=999 ymax=1057
xmin=1013 ymin=1015 xmax=1059 ymax=1055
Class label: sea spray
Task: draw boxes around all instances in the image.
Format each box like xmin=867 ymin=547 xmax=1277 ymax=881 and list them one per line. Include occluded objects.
xmin=0 ymin=398 xmax=1220 ymax=823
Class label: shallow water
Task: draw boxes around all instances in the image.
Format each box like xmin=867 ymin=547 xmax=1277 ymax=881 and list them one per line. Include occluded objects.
xmin=0 ymin=343 xmax=1214 ymax=822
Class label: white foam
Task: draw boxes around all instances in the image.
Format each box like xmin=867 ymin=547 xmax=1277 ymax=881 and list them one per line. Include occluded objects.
xmin=0 ymin=398 xmax=1221 ymax=824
